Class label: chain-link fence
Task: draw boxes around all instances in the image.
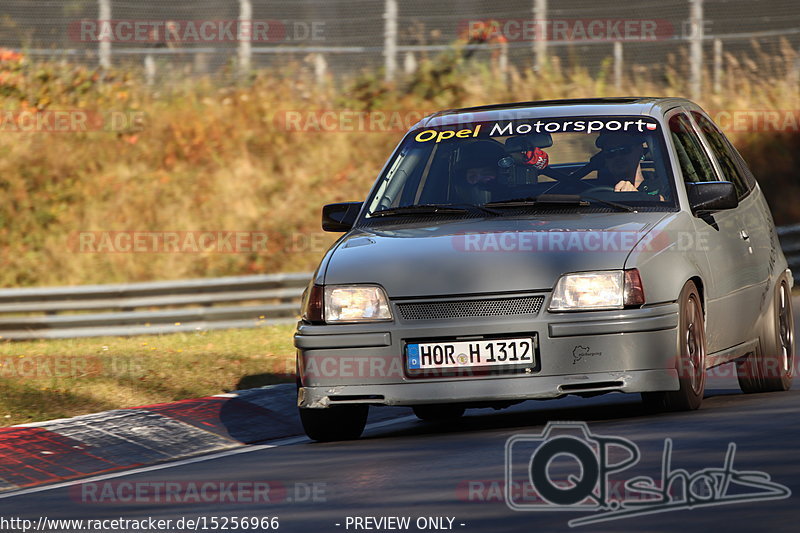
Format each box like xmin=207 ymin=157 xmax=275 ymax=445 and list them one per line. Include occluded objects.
xmin=1 ymin=0 xmax=799 ymax=90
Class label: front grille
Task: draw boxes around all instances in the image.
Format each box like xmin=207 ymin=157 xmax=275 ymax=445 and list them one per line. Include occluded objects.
xmin=396 ymin=296 xmax=545 ymax=320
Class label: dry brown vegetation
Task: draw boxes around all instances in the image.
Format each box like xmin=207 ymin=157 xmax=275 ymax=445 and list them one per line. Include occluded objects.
xmin=1 ymin=43 xmax=798 ymax=287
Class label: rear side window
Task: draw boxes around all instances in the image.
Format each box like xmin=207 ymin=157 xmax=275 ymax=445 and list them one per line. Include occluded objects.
xmin=691 ymin=112 xmax=753 ymax=199
xmin=668 ymin=113 xmax=716 ymax=184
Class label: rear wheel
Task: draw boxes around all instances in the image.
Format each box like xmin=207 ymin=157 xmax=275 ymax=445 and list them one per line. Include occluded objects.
xmin=412 ymin=404 xmax=466 ymax=421
xmin=737 ymin=277 xmax=794 ymax=393
xmin=642 ymin=281 xmax=706 ymax=411
xmin=299 ymin=405 xmax=369 ymax=442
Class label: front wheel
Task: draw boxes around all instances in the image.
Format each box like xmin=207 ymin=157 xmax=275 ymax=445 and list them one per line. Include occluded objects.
xmin=738 ymin=276 xmax=794 ymax=393
xmin=642 ymin=281 xmax=706 ymax=411
xmin=299 ymin=405 xmax=368 ymax=442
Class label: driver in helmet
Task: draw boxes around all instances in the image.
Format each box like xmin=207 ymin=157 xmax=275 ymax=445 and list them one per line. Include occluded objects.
xmin=452 ymin=141 xmax=507 ymax=204
xmin=596 ymin=132 xmax=662 ymax=198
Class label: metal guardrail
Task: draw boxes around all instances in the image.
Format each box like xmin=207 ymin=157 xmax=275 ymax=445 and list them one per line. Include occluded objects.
xmin=0 ymin=272 xmax=311 ymax=341
xmin=778 ymin=224 xmax=800 ymax=282
xmin=0 ymin=225 xmax=798 ymax=341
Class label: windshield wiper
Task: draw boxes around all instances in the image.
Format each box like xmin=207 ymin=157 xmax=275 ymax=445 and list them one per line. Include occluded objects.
xmin=581 ymin=195 xmax=638 ymax=213
xmin=370 ymin=204 xmax=472 ymax=217
xmin=484 ymin=193 xmax=638 ymax=213
xmin=484 ymin=194 xmax=590 ymax=208
xmin=446 ymin=203 xmax=505 ymax=216
xmin=370 ymin=203 xmax=505 ymax=218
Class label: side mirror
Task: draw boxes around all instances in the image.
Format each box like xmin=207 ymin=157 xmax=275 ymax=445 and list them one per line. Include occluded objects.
xmin=686 ymin=181 xmax=738 ymax=213
xmin=322 ymin=202 xmax=362 ymax=232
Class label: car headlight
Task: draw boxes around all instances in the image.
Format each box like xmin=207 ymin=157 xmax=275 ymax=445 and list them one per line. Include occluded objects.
xmin=549 ymin=269 xmax=645 ymax=311
xmin=324 ymin=285 xmax=392 ymax=323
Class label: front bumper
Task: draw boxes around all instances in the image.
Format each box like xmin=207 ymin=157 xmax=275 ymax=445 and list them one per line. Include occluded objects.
xmin=295 ymin=302 xmax=680 ymax=408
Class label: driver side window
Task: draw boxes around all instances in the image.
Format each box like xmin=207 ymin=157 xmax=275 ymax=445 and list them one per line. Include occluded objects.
xmin=668 ymin=113 xmax=717 ymax=185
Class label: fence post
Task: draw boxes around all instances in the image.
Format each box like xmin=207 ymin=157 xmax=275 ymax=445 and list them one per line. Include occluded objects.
xmin=194 ymin=52 xmax=209 ymax=74
xmin=313 ymin=53 xmax=328 ymax=85
xmin=144 ymin=54 xmax=156 ymax=85
xmin=404 ymin=51 xmax=417 ymax=75
xmin=238 ymin=0 xmax=253 ymax=77
xmin=384 ymin=0 xmax=398 ymax=82
xmin=689 ymin=0 xmax=704 ymax=100
xmin=533 ymin=0 xmax=548 ymax=71
xmin=499 ymin=40 xmax=509 ymax=79
xmin=713 ymin=38 xmax=722 ymax=94
xmin=98 ymin=0 xmax=111 ymax=69
xmin=613 ymin=41 xmax=623 ymax=91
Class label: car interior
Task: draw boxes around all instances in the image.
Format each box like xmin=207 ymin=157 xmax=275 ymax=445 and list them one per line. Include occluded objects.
xmin=376 ymin=127 xmax=672 ymax=211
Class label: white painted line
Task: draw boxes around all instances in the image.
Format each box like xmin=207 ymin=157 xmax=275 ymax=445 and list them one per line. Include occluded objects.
xmin=0 ymin=415 xmax=418 ymax=500
xmin=0 ymin=439 xmax=300 ymax=500
xmin=363 ymin=415 xmax=417 ymax=432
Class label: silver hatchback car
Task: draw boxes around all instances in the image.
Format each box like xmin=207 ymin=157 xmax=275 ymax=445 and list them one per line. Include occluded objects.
xmin=294 ymin=97 xmax=794 ymax=441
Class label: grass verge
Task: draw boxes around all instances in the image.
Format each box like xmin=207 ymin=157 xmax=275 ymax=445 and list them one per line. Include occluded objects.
xmin=0 ymin=324 xmax=296 ymax=427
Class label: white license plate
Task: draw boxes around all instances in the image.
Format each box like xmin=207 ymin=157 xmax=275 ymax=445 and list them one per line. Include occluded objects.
xmin=406 ymin=337 xmax=536 ymax=370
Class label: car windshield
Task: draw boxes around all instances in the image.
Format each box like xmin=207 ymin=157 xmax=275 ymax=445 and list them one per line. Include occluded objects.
xmin=365 ymin=116 xmax=676 ymax=219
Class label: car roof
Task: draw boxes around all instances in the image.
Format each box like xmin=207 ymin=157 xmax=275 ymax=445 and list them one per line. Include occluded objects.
xmin=414 ymin=97 xmax=698 ymax=129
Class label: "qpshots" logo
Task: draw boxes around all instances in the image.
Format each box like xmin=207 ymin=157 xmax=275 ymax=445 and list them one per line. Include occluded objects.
xmin=504 ymin=422 xmax=790 ymax=527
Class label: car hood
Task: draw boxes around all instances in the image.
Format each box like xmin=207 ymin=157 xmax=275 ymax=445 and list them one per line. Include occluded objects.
xmin=323 ymin=212 xmax=671 ymax=297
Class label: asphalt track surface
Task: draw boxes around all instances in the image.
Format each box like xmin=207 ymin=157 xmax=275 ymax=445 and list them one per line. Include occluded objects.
xmin=3 ymin=298 xmax=799 ymax=533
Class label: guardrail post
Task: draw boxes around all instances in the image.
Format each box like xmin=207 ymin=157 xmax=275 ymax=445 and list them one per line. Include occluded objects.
xmin=98 ymin=0 xmax=111 ymax=69
xmin=689 ymin=0 xmax=704 ymax=100
xmin=383 ymin=0 xmax=398 ymax=82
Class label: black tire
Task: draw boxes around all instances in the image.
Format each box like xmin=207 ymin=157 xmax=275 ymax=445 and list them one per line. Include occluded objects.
xmin=299 ymin=405 xmax=368 ymax=442
xmin=738 ymin=276 xmax=794 ymax=393
xmin=412 ymin=404 xmax=466 ymax=421
xmin=642 ymin=281 xmax=706 ymax=411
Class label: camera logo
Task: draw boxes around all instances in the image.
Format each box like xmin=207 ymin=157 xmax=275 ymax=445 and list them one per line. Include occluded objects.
xmin=504 ymin=422 xmax=791 ymax=527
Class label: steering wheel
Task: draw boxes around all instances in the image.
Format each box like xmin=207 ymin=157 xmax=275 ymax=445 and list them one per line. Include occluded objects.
xmin=538 ymin=154 xmax=603 ymax=194
xmin=568 ymin=154 xmax=605 ymax=181
xmin=540 ymin=171 xmax=596 ymax=195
